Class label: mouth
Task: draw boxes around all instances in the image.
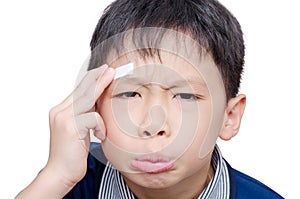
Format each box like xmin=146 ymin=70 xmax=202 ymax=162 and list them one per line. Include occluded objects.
xmin=131 ymin=156 xmax=174 ymax=174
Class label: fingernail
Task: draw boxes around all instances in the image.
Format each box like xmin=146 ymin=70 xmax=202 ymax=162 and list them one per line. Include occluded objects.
xmin=95 ymin=130 xmax=106 ymax=141
xmin=94 ymin=64 xmax=107 ymax=71
xmin=104 ymin=67 xmax=115 ymax=76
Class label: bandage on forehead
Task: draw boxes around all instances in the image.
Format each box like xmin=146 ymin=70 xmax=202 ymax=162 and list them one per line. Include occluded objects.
xmin=114 ymin=62 xmax=134 ymax=79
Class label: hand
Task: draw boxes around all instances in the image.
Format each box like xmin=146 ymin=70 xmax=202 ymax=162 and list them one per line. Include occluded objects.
xmin=15 ymin=65 xmax=115 ymax=199
xmin=46 ymin=65 xmax=115 ymax=189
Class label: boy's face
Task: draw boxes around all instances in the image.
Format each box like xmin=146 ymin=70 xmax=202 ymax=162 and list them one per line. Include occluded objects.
xmin=96 ymin=48 xmax=230 ymax=188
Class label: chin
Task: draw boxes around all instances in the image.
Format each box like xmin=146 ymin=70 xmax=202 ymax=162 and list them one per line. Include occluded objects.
xmin=121 ymin=168 xmax=181 ymax=189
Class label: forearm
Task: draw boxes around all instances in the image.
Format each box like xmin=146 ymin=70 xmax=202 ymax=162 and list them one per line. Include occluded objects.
xmin=15 ymin=167 xmax=74 ymax=199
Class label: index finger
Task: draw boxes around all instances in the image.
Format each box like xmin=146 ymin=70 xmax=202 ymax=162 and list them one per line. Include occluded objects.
xmin=72 ymin=67 xmax=115 ymax=115
xmin=56 ymin=64 xmax=108 ymax=110
xmin=73 ymin=64 xmax=109 ymax=102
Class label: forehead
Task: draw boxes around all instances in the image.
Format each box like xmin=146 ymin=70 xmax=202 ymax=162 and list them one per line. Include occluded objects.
xmin=105 ymin=52 xmax=218 ymax=102
xmin=109 ymin=51 xmax=217 ymax=87
xmin=103 ymin=29 xmax=215 ymax=75
xmin=98 ymin=28 xmax=226 ymax=101
xmin=104 ymin=28 xmax=204 ymax=67
xmin=110 ymin=51 xmax=224 ymax=96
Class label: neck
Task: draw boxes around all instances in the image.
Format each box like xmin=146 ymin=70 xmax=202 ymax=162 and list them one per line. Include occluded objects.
xmin=123 ymin=162 xmax=214 ymax=199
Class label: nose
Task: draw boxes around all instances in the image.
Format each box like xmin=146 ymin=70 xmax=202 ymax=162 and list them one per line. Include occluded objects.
xmin=138 ymin=105 xmax=169 ymax=138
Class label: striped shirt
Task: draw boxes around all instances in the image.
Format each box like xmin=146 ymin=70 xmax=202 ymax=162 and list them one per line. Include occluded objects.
xmin=98 ymin=145 xmax=230 ymax=199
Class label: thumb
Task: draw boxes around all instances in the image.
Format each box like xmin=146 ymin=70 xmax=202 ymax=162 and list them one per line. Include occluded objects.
xmin=75 ymin=112 xmax=106 ymax=141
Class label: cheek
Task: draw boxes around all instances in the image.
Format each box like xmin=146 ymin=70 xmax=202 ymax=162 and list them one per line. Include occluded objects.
xmin=171 ymin=101 xmax=213 ymax=165
xmin=197 ymin=101 xmax=212 ymax=134
xmin=123 ymin=98 xmax=144 ymax=126
xmin=98 ymin=98 xmax=126 ymax=138
xmin=181 ymin=100 xmax=213 ymax=156
xmin=98 ymin=97 xmax=143 ymax=152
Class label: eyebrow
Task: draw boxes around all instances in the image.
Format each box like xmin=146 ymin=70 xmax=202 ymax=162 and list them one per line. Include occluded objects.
xmin=115 ymin=75 xmax=207 ymax=90
xmin=169 ymin=76 xmax=206 ymax=88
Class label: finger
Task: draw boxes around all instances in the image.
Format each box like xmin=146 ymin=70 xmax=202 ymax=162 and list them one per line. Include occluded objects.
xmin=54 ymin=64 xmax=109 ymax=113
xmin=74 ymin=64 xmax=108 ymax=98
xmin=73 ymin=67 xmax=115 ymax=115
xmin=49 ymin=92 xmax=73 ymax=119
xmin=50 ymin=66 xmax=114 ymax=123
xmin=72 ymin=65 xmax=108 ymax=102
xmin=93 ymin=115 xmax=106 ymax=141
xmin=75 ymin=112 xmax=106 ymax=140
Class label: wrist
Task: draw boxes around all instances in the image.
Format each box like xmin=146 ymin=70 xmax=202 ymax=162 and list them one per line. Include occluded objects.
xmin=16 ymin=166 xmax=75 ymax=199
xmin=40 ymin=165 xmax=76 ymax=197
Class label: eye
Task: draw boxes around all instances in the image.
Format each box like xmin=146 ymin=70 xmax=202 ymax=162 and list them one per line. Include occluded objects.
xmin=115 ymin=91 xmax=141 ymax=99
xmin=174 ymin=93 xmax=201 ymax=101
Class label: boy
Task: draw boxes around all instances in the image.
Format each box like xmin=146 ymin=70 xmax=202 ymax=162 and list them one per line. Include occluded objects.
xmin=16 ymin=0 xmax=283 ymax=198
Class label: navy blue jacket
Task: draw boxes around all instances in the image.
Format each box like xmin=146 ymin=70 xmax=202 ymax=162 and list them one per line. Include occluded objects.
xmin=64 ymin=143 xmax=284 ymax=199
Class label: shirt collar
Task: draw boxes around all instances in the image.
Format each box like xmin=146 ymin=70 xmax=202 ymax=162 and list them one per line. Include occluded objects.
xmin=198 ymin=145 xmax=230 ymax=199
xmin=99 ymin=145 xmax=230 ymax=199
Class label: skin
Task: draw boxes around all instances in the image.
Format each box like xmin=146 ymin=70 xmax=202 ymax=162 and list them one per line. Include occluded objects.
xmin=97 ymin=52 xmax=246 ymax=199
xmin=15 ymin=65 xmax=116 ymax=198
xmin=15 ymin=52 xmax=246 ymax=199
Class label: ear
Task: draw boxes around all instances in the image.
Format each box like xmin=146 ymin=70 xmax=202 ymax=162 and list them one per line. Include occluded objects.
xmin=219 ymin=94 xmax=246 ymax=141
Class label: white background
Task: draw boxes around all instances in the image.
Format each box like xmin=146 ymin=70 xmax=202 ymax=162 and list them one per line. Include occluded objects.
xmin=0 ymin=0 xmax=299 ymax=198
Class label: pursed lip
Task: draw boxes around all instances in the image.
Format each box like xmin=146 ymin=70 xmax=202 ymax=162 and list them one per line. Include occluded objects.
xmin=131 ymin=156 xmax=174 ymax=173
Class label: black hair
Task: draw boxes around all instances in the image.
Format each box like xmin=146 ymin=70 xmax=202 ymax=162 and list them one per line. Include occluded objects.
xmin=88 ymin=0 xmax=244 ymax=100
